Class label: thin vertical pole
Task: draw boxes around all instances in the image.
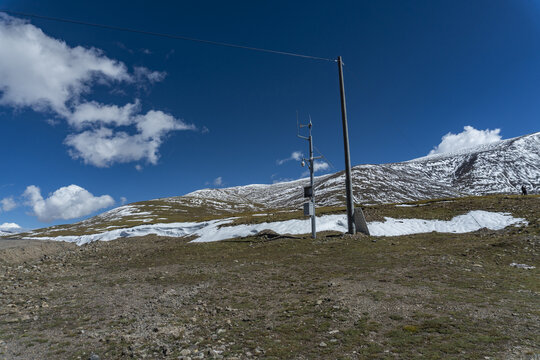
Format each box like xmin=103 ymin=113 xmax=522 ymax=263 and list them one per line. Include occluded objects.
xmin=338 ymin=56 xmax=356 ymax=234
xmin=309 ymin=122 xmax=316 ymax=239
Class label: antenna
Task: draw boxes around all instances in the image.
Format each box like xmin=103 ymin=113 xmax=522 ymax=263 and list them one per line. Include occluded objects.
xmin=297 ymin=113 xmax=323 ymax=239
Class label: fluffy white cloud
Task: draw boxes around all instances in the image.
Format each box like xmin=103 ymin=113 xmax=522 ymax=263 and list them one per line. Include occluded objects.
xmin=69 ymin=101 xmax=140 ymax=128
xmin=23 ymin=184 xmax=114 ymax=222
xmin=0 ymin=13 xmax=130 ymax=115
xmin=1 ymin=197 xmax=16 ymax=211
xmin=277 ymin=151 xmax=303 ymax=165
xmin=0 ymin=222 xmax=20 ymax=231
xmin=65 ymin=110 xmax=195 ymax=167
xmin=313 ymin=161 xmax=329 ymax=172
xmin=429 ymin=126 xmax=502 ymax=155
xmin=0 ymin=13 xmax=195 ymax=167
xmin=65 ymin=127 xmax=161 ymax=167
xmin=135 ymin=110 xmax=194 ymax=137
xmin=301 ymin=161 xmax=330 ymax=177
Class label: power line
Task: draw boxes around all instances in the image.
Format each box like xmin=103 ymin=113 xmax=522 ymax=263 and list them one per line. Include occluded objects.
xmin=313 ymin=144 xmax=336 ymax=171
xmin=0 ymin=10 xmax=336 ymax=63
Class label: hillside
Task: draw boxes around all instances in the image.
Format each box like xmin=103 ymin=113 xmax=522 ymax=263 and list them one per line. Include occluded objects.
xmin=185 ymin=131 xmax=540 ymax=207
xmin=9 ymin=132 xmax=539 ymax=239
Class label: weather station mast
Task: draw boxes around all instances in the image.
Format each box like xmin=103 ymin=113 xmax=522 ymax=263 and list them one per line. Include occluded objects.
xmin=298 ymin=117 xmax=322 ymax=239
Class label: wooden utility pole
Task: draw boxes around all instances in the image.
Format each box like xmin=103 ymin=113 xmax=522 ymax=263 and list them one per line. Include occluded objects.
xmin=338 ymin=56 xmax=369 ymax=235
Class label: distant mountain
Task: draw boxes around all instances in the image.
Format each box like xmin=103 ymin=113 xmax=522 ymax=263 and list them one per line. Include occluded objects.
xmin=181 ymin=132 xmax=540 ymax=208
xmin=10 ymin=132 xmax=539 ymax=238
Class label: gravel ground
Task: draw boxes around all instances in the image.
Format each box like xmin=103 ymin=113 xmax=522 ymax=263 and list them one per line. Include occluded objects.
xmin=0 ymin=195 xmax=538 ymax=359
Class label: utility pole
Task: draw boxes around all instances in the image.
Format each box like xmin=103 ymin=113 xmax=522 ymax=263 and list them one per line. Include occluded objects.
xmin=338 ymin=56 xmax=370 ymax=236
xmin=298 ymin=117 xmax=322 ymax=239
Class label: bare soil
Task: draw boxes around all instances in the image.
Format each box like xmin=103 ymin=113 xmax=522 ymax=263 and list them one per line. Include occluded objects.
xmin=0 ymin=195 xmax=538 ymax=359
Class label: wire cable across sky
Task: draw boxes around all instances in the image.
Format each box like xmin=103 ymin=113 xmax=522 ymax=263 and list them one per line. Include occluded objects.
xmin=0 ymin=10 xmax=337 ymax=63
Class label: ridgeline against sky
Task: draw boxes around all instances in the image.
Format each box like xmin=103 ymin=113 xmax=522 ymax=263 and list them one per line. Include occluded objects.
xmin=0 ymin=0 xmax=539 ymax=229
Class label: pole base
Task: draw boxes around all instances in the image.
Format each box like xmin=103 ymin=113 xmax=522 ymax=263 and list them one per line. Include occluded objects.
xmin=353 ymin=207 xmax=370 ymax=236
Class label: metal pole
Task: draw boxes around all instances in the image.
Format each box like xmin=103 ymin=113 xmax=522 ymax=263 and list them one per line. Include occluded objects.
xmin=338 ymin=56 xmax=356 ymax=234
xmin=309 ymin=122 xmax=316 ymax=239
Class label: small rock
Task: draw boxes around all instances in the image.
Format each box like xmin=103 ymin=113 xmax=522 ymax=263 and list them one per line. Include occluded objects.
xmin=180 ymin=349 xmax=192 ymax=356
xmin=319 ymin=342 xmax=327 ymax=348
xmin=89 ymin=354 xmax=100 ymax=360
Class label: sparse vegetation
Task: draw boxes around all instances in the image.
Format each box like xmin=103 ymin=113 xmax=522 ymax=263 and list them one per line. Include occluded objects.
xmin=0 ymin=195 xmax=538 ymax=359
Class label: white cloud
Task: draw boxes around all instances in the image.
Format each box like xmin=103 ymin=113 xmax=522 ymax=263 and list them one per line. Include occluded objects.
xmin=120 ymin=196 xmax=127 ymax=205
xmin=313 ymin=161 xmax=329 ymax=172
xmin=68 ymin=100 xmax=140 ymax=129
xmin=277 ymin=151 xmax=303 ymax=165
xmin=135 ymin=164 xmax=143 ymax=171
xmin=0 ymin=13 xmax=130 ymax=115
xmin=429 ymin=126 xmax=502 ymax=155
xmin=135 ymin=110 xmax=194 ymax=137
xmin=213 ymin=177 xmax=223 ymax=186
xmin=65 ymin=110 xmax=195 ymax=167
xmin=134 ymin=66 xmax=166 ymax=83
xmin=301 ymin=161 xmax=330 ymax=177
xmin=23 ymin=184 xmax=114 ymax=222
xmin=0 ymin=13 xmax=196 ymax=167
xmin=1 ymin=197 xmax=16 ymax=211
xmin=65 ymin=127 xmax=161 ymax=167
xmin=0 ymin=222 xmax=20 ymax=231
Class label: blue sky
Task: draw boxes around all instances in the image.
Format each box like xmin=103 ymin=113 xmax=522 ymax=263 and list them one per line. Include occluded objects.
xmin=0 ymin=0 xmax=539 ymax=230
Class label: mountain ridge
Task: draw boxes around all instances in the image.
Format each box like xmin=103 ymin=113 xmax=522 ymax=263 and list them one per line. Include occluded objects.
xmin=5 ymin=132 xmax=539 ymax=238
xmin=180 ymin=132 xmax=539 ymax=208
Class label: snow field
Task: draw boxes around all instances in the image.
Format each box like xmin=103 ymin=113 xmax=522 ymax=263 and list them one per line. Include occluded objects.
xmin=23 ymin=210 xmax=527 ymax=246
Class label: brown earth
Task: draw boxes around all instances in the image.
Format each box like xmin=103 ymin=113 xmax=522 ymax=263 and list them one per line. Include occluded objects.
xmin=0 ymin=195 xmax=538 ymax=359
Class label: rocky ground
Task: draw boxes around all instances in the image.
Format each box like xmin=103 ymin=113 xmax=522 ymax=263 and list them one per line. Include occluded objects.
xmin=0 ymin=195 xmax=539 ymax=359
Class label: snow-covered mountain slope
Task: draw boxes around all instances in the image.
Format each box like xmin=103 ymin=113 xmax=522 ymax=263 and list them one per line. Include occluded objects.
xmin=179 ymin=132 xmax=539 ymax=208
xmin=6 ymin=132 xmax=538 ymax=239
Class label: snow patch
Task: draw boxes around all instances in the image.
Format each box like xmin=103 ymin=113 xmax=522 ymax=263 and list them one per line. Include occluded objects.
xmin=24 ymin=211 xmax=526 ymax=245
xmin=368 ymin=211 xmax=526 ymax=236
xmin=510 ymin=263 xmax=536 ymax=270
